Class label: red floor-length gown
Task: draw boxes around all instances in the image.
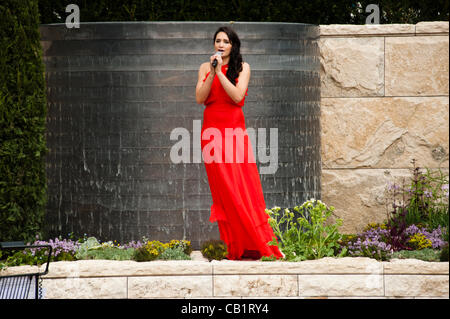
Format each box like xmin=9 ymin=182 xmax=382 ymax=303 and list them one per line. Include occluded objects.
xmin=200 ymin=63 xmax=283 ymax=260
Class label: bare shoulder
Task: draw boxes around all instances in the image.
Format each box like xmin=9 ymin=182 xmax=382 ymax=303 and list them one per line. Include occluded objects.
xmin=240 ymin=62 xmax=250 ymax=78
xmin=200 ymin=62 xmax=210 ymax=72
xmin=198 ymin=62 xmax=210 ymax=81
xmin=240 ymin=62 xmax=250 ymax=80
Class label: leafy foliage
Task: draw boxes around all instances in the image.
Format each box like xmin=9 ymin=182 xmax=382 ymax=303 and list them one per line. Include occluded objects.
xmin=201 ymin=239 xmax=228 ymax=261
xmin=80 ymin=246 xmax=135 ymax=261
xmin=384 ymin=159 xmax=449 ymax=251
xmin=266 ymin=199 xmax=347 ymax=261
xmin=132 ymin=247 xmax=154 ymax=262
xmin=167 ymin=239 xmax=193 ymax=256
xmin=37 ymin=0 xmax=448 ymax=25
xmin=158 ymin=247 xmax=191 ymax=260
xmin=131 ymin=239 xmax=192 ymax=262
xmin=391 ymin=248 xmax=441 ymax=262
xmin=440 ymin=244 xmax=449 ymax=261
xmin=344 ymin=223 xmax=447 ymax=261
xmin=0 ymin=0 xmax=48 ymax=242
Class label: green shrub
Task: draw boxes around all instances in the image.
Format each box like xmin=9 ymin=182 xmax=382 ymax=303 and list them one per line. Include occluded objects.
xmin=37 ymin=0 xmax=448 ymax=25
xmin=167 ymin=239 xmax=192 ymax=256
xmin=391 ymin=248 xmax=441 ymax=262
xmin=158 ymin=247 xmax=191 ymax=260
xmin=440 ymin=245 xmax=449 ymax=262
xmin=132 ymin=239 xmax=192 ymax=261
xmin=132 ymin=247 xmax=154 ymax=262
xmin=82 ymin=247 xmax=135 ymax=261
xmin=266 ymin=199 xmax=347 ymax=261
xmin=0 ymin=0 xmax=48 ymax=243
xmin=385 ymin=159 xmax=449 ymax=231
xmin=261 ymin=255 xmax=278 ymax=261
xmin=75 ymin=237 xmax=101 ymax=260
xmin=338 ymin=234 xmax=358 ymax=250
xmin=201 ymin=239 xmax=228 ymax=262
xmin=75 ymin=236 xmax=136 ymax=261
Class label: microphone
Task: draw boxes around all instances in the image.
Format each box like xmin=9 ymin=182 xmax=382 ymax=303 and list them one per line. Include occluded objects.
xmin=212 ymin=51 xmax=223 ymax=68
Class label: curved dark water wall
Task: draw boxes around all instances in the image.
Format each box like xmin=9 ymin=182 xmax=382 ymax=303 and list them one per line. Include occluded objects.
xmin=40 ymin=22 xmax=321 ymax=248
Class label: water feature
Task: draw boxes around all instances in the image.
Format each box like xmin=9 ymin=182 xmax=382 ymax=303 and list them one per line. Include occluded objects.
xmin=40 ymin=22 xmax=321 ymax=248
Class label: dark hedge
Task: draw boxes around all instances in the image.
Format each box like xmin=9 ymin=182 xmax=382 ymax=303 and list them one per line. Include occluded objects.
xmin=0 ymin=0 xmax=48 ymax=242
xmin=37 ymin=0 xmax=448 ymax=25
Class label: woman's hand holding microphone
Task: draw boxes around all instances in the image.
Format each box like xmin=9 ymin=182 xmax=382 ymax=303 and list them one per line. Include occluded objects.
xmin=209 ymin=51 xmax=223 ymax=75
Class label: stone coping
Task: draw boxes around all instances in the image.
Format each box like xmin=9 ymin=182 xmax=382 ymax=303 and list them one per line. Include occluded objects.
xmin=2 ymin=256 xmax=448 ymax=278
xmin=3 ymin=255 xmax=447 ymax=298
xmin=320 ymin=21 xmax=449 ymax=36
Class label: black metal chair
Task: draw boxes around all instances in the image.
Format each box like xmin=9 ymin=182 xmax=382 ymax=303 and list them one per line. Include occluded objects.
xmin=0 ymin=241 xmax=52 ymax=299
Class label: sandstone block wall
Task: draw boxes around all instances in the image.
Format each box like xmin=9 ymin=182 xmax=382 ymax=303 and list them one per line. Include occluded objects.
xmin=319 ymin=21 xmax=449 ymax=233
xmin=4 ymin=258 xmax=447 ymax=299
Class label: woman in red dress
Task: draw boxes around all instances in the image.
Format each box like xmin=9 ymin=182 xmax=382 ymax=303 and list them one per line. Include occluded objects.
xmin=195 ymin=26 xmax=283 ymax=260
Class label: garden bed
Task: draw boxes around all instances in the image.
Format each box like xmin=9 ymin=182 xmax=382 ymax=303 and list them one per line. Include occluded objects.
xmin=2 ymin=162 xmax=447 ymax=299
xmin=1 ymin=254 xmax=448 ymax=299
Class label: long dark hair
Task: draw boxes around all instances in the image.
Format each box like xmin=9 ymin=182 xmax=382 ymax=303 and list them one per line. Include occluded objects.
xmin=213 ymin=26 xmax=243 ymax=86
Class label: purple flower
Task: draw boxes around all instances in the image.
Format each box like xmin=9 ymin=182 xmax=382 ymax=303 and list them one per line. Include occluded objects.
xmin=442 ymin=184 xmax=449 ymax=198
xmin=405 ymin=224 xmax=420 ymax=236
xmin=405 ymin=224 xmax=447 ymax=249
xmin=423 ymin=190 xmax=433 ymax=198
xmin=29 ymin=237 xmax=81 ymax=258
xmin=346 ymin=227 xmax=393 ymax=259
xmin=120 ymin=240 xmax=144 ymax=249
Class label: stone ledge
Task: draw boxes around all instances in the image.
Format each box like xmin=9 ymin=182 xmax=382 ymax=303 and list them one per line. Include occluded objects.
xmin=320 ymin=24 xmax=415 ymax=36
xmin=2 ymin=257 xmax=448 ymax=298
xmin=415 ymin=21 xmax=449 ymax=34
xmin=383 ymin=258 xmax=450 ymax=274
xmin=40 ymin=260 xmax=213 ymax=278
xmin=212 ymin=257 xmax=383 ymax=274
xmin=320 ymin=22 xmax=449 ymax=37
xmin=3 ymin=257 xmax=448 ymax=278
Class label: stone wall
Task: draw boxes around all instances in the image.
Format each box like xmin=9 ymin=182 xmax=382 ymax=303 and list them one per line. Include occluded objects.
xmin=319 ymin=21 xmax=449 ymax=233
xmin=3 ymin=258 xmax=448 ymax=298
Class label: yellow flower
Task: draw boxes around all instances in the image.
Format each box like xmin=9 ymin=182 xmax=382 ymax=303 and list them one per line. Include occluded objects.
xmin=408 ymin=233 xmax=432 ymax=250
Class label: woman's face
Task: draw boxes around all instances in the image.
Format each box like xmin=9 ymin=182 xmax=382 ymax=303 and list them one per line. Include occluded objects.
xmin=214 ymin=31 xmax=232 ymax=58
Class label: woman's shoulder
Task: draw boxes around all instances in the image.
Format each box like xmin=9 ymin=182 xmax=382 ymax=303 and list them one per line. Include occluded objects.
xmin=199 ymin=62 xmax=210 ymax=81
xmin=241 ymin=61 xmax=250 ymax=71
xmin=200 ymin=62 xmax=210 ymax=71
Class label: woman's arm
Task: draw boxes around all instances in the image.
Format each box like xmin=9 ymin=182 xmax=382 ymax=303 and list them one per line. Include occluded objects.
xmin=196 ymin=62 xmax=215 ymax=104
xmin=216 ymin=62 xmax=250 ymax=104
